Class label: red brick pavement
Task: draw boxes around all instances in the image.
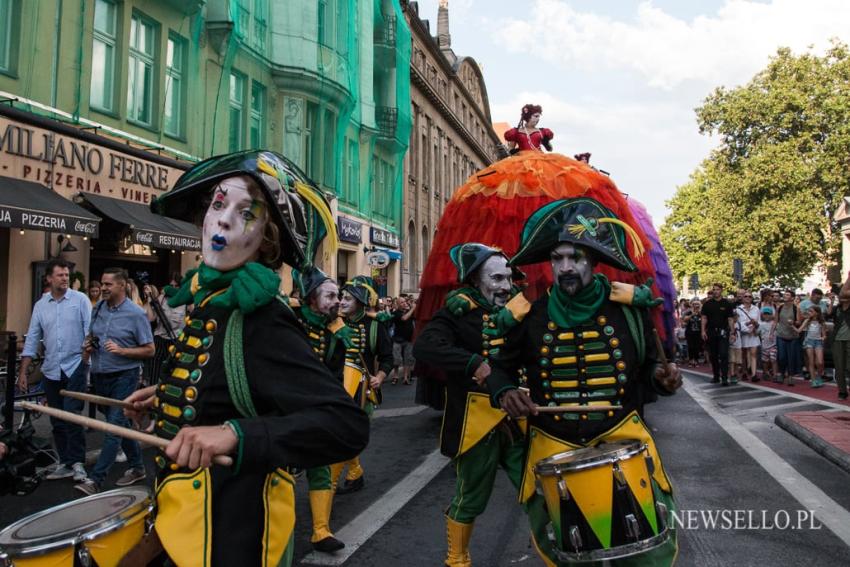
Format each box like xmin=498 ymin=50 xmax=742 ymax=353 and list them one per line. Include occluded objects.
xmin=782 ymin=411 xmax=850 ymax=455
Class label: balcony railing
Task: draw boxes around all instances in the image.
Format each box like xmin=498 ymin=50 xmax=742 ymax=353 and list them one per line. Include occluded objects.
xmin=376 ymin=106 xmax=398 ymax=140
xmin=374 ymin=15 xmax=397 ymax=47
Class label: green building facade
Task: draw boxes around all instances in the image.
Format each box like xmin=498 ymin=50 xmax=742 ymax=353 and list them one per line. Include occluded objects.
xmin=0 ymin=0 xmax=411 ymax=334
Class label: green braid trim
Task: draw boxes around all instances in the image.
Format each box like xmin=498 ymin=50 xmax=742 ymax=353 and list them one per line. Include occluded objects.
xmin=224 ymin=310 xmax=258 ymax=418
xmin=621 ymin=305 xmax=645 ymax=366
xmin=225 ymin=419 xmax=245 ymax=475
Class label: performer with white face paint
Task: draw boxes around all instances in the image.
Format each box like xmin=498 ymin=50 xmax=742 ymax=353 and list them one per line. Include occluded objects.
xmin=413 ymin=243 xmax=533 ymax=567
xmin=487 ymin=197 xmax=680 ymax=567
xmin=331 ymin=276 xmax=394 ymax=496
xmin=289 ymin=266 xmax=354 ymax=553
xmin=123 ymin=151 xmax=368 ymax=566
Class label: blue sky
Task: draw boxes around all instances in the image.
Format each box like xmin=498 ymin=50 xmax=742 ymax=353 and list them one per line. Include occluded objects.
xmin=413 ymin=0 xmax=850 ymax=223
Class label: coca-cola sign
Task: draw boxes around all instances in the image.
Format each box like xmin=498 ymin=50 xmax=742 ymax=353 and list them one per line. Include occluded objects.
xmin=74 ymin=220 xmax=98 ymax=235
xmin=134 ymin=231 xmax=154 ymax=244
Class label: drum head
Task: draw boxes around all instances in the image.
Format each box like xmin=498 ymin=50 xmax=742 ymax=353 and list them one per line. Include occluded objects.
xmin=0 ymin=487 xmax=151 ymax=557
xmin=535 ymin=439 xmax=646 ymax=475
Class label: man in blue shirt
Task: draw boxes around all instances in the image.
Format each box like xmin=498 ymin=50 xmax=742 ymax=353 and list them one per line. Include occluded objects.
xmin=18 ymin=258 xmax=92 ymax=481
xmin=76 ymin=267 xmax=154 ymax=495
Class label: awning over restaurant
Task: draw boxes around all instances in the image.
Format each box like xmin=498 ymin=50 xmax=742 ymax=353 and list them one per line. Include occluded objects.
xmin=76 ymin=193 xmax=201 ymax=251
xmin=0 ymin=176 xmax=100 ymax=237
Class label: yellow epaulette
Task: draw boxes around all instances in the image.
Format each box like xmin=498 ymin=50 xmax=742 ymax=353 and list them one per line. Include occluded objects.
xmin=504 ymin=292 xmax=532 ymax=322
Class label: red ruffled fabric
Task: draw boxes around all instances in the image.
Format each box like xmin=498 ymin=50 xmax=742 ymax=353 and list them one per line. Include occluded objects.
xmin=416 ymin=152 xmax=667 ymax=341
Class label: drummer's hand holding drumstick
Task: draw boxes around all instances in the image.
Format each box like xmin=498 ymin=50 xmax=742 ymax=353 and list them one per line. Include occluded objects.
xmin=123 ymin=386 xmax=237 ymax=468
xmin=165 ymin=425 xmax=238 ymax=470
xmin=499 ymin=389 xmax=539 ymax=418
xmin=123 ymin=385 xmax=158 ymax=430
xmin=654 ymin=363 xmax=682 ymax=393
xmin=473 ymin=361 xmax=491 ymax=386
xmin=369 ymin=372 xmax=386 ymax=390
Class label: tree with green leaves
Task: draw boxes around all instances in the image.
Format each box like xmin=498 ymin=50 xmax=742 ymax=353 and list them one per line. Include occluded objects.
xmin=661 ymin=42 xmax=850 ymax=291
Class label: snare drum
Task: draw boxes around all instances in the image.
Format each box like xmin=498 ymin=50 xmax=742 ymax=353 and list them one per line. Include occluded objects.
xmin=533 ymin=439 xmax=670 ymax=563
xmin=0 ymin=487 xmax=152 ymax=567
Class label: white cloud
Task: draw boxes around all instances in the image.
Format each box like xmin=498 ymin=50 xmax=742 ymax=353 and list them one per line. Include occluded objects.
xmin=499 ymin=0 xmax=850 ymax=89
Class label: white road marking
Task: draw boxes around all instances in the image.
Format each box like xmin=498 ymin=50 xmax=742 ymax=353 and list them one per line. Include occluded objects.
xmin=300 ymin=449 xmax=450 ymax=565
xmin=731 ymin=400 xmax=819 ymax=417
xmin=686 ymin=369 xmax=849 ymax=411
xmin=682 ymin=377 xmax=850 ymax=547
xmin=372 ymin=405 xmax=427 ymax=419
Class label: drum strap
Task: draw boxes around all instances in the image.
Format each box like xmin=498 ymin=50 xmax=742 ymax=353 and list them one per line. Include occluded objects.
xmin=621 ymin=305 xmax=645 ymax=366
xmin=224 ymin=309 xmax=258 ymax=418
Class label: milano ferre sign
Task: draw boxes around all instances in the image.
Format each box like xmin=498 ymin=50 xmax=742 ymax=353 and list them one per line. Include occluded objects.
xmin=0 ymin=115 xmax=185 ymax=205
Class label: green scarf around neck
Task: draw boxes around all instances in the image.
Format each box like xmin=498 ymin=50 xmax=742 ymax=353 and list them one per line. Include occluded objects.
xmin=456 ymin=286 xmax=499 ymax=313
xmin=167 ymin=262 xmax=281 ymax=315
xmin=548 ymin=273 xmax=611 ymax=328
xmin=299 ymin=302 xmax=328 ymax=328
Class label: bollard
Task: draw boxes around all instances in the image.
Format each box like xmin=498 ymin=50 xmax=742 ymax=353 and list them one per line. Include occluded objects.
xmin=3 ymin=332 xmax=17 ymax=430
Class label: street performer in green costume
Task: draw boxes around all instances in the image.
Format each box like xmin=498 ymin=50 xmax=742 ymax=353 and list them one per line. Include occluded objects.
xmin=414 ymin=243 xmax=532 ymax=567
xmin=125 ymin=151 xmax=369 ymax=566
xmin=487 ymin=197 xmax=681 ymax=567
xmin=332 ymin=275 xmax=394 ymax=494
xmin=288 ymin=266 xmax=352 ymax=553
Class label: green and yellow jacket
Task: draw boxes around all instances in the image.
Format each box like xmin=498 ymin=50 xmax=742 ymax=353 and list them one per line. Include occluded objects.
xmin=153 ymin=265 xmax=368 ymax=566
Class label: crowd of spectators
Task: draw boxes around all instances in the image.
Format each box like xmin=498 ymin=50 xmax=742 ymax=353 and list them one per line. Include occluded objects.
xmin=674 ymin=282 xmax=849 ymax=401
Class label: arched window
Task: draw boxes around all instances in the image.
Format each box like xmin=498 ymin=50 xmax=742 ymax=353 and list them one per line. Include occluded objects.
xmin=421 ymin=225 xmax=429 ymax=272
xmin=404 ymin=220 xmax=416 ymax=274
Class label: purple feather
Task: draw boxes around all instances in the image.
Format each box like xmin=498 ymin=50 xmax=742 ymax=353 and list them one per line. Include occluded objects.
xmin=627 ymin=198 xmax=678 ymax=351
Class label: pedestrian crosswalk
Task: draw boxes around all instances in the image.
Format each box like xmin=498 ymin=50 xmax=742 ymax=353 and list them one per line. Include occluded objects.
xmin=686 ymin=371 xmax=846 ymax=421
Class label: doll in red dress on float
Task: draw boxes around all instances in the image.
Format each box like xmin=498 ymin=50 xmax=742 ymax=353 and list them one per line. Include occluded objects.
xmin=503 ymin=103 xmax=554 ymax=153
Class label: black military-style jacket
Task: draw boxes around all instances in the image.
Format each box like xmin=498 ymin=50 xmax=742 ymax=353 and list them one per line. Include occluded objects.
xmin=488 ymin=295 xmax=668 ymax=445
xmin=344 ymin=312 xmax=394 ymax=377
xmin=295 ymin=306 xmax=345 ymax=380
xmin=153 ymin=297 xmax=368 ymax=565
xmin=414 ymin=306 xmax=512 ymax=458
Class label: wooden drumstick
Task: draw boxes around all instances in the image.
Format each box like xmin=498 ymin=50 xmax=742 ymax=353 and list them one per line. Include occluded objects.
xmin=653 ymin=329 xmax=669 ymax=368
xmin=19 ymin=401 xmax=233 ymax=467
xmin=60 ymin=389 xmax=136 ymax=410
xmin=535 ymin=405 xmax=623 ymax=413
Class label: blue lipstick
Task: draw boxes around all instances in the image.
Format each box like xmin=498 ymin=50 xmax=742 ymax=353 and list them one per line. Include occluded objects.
xmin=211 ymin=234 xmax=227 ymax=251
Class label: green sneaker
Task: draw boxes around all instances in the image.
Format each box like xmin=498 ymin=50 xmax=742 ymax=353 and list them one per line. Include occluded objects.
xmin=811 ymin=377 xmax=824 ymax=389
xmin=730 ymin=377 xmax=739 ymax=385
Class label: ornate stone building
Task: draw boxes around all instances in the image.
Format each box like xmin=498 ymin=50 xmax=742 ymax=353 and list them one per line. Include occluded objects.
xmin=400 ymin=0 xmax=501 ymax=292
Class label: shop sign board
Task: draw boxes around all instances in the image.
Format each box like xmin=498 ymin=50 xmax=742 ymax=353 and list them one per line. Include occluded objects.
xmin=0 ymin=116 xmax=186 ymax=205
xmin=133 ymin=230 xmax=200 ymax=251
xmin=366 ymin=250 xmax=391 ymax=269
xmin=337 ymin=216 xmax=362 ymax=244
xmin=370 ymin=226 xmax=399 ymax=248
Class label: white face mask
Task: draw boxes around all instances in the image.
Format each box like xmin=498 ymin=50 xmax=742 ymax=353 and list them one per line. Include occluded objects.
xmin=550 ymin=243 xmax=594 ymax=296
xmin=340 ymin=289 xmax=361 ymax=317
xmin=475 ymin=255 xmax=512 ymax=307
xmin=202 ymin=176 xmax=268 ymax=271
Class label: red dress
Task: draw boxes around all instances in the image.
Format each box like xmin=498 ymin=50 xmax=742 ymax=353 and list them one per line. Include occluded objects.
xmin=504 ymin=127 xmax=554 ymax=151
